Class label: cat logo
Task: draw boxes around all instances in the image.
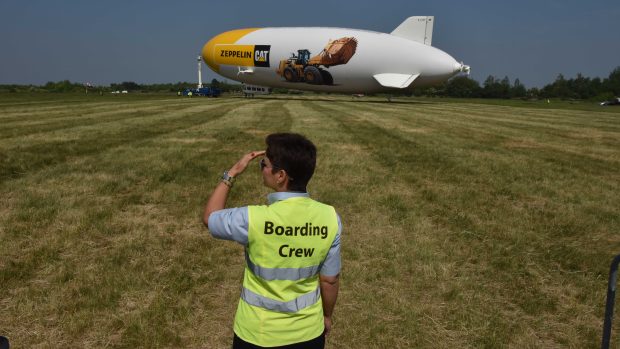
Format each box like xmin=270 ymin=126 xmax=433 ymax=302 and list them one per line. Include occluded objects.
xmin=254 ymin=45 xmax=270 ymax=67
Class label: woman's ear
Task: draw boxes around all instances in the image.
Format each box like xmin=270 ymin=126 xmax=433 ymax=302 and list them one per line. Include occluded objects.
xmin=277 ymin=169 xmax=286 ymax=184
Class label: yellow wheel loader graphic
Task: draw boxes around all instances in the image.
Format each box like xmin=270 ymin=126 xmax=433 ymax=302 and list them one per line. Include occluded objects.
xmin=277 ymin=37 xmax=357 ymax=85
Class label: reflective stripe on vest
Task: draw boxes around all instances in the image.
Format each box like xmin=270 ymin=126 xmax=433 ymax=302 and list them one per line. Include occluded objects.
xmin=240 ymin=286 xmax=321 ymax=313
xmin=245 ymin=250 xmax=321 ymax=281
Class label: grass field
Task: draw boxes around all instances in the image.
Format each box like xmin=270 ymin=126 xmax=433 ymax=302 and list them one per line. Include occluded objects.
xmin=1 ymin=93 xmax=619 ymax=348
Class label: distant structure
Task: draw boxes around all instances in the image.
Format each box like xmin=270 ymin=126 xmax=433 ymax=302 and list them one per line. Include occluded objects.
xmin=197 ymin=56 xmax=203 ymax=88
xmin=178 ymin=55 xmax=221 ymax=97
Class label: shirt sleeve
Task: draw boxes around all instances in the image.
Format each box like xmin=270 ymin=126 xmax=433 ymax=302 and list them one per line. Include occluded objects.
xmin=207 ymin=207 xmax=249 ymax=246
xmin=320 ymin=214 xmax=342 ymax=276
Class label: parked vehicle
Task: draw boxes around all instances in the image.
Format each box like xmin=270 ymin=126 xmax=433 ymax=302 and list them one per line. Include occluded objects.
xmin=600 ymin=97 xmax=620 ymax=106
xmin=182 ymin=87 xmax=221 ymax=97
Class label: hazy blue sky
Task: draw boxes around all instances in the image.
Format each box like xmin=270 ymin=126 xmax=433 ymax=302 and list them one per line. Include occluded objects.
xmin=1 ymin=0 xmax=618 ymax=88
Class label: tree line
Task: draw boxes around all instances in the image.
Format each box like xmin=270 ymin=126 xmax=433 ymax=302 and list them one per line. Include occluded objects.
xmin=1 ymin=67 xmax=619 ymax=100
xmin=0 ymin=79 xmax=241 ymax=94
xmin=413 ymin=66 xmax=620 ymax=100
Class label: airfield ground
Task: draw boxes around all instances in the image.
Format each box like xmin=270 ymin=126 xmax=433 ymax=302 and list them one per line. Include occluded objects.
xmin=0 ymin=93 xmax=619 ymax=348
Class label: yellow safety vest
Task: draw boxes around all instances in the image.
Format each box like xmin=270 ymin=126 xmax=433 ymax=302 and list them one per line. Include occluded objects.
xmin=234 ymin=196 xmax=339 ymax=347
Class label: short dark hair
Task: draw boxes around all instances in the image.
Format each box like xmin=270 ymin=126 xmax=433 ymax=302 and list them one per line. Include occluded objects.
xmin=265 ymin=133 xmax=316 ymax=192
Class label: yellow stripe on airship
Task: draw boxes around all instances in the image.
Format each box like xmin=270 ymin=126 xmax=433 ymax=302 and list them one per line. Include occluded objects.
xmin=202 ymin=28 xmax=260 ymax=72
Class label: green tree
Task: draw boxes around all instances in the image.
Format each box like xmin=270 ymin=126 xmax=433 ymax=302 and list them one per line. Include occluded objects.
xmin=550 ymin=74 xmax=571 ymax=98
xmin=511 ymin=78 xmax=527 ymax=98
xmin=482 ymin=75 xmax=510 ymax=98
xmin=43 ymin=80 xmax=82 ymax=93
xmin=526 ymin=87 xmax=540 ymax=99
xmin=121 ymin=81 xmax=140 ymax=91
xmin=499 ymin=76 xmax=511 ymax=98
xmin=571 ymin=73 xmax=594 ymax=99
xmin=482 ymin=75 xmax=498 ymax=98
xmin=445 ymin=76 xmax=481 ymax=97
xmin=605 ymin=66 xmax=620 ymax=95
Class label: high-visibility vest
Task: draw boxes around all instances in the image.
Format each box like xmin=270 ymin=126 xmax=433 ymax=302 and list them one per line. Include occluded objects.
xmin=234 ymin=196 xmax=339 ymax=347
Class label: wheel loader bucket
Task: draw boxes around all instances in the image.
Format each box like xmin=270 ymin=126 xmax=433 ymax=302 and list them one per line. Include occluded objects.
xmin=308 ymin=37 xmax=358 ymax=66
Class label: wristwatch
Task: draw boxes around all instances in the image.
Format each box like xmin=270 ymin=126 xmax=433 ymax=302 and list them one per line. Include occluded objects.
xmin=221 ymin=170 xmax=235 ymax=188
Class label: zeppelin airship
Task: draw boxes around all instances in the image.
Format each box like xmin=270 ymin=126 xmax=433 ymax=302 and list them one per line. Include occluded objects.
xmin=201 ymin=16 xmax=469 ymax=94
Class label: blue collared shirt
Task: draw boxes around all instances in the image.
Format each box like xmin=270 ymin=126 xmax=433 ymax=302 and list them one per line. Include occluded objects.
xmin=208 ymin=192 xmax=342 ymax=276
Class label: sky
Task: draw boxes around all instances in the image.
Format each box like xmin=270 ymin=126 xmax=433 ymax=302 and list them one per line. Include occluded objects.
xmin=1 ymin=0 xmax=618 ymax=88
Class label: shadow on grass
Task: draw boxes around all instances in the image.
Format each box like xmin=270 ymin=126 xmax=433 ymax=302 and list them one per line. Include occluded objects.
xmin=228 ymin=95 xmax=435 ymax=105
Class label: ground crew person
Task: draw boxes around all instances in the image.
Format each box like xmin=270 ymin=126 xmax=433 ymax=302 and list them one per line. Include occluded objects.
xmin=203 ymin=133 xmax=341 ymax=348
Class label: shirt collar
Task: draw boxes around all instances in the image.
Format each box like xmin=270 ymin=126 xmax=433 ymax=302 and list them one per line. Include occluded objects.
xmin=267 ymin=191 xmax=309 ymax=204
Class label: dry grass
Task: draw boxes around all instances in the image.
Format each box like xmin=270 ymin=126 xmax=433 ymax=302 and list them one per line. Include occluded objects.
xmin=0 ymin=93 xmax=619 ymax=348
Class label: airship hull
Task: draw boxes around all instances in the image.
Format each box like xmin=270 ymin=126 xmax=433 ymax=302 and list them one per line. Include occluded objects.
xmin=202 ymin=19 xmax=467 ymax=94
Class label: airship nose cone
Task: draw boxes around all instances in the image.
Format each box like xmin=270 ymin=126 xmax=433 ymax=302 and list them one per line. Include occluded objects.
xmin=201 ymin=34 xmax=222 ymax=72
xmin=202 ymin=28 xmax=261 ymax=73
xmin=202 ymin=36 xmax=220 ymax=72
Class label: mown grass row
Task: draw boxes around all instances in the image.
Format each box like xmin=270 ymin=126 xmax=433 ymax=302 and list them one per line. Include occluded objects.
xmin=0 ymin=100 xmax=245 ymax=182
xmin=0 ymin=94 xmax=618 ymax=348
xmin=305 ymin=99 xmax=618 ymax=347
xmin=0 ymin=95 xmax=306 ymax=347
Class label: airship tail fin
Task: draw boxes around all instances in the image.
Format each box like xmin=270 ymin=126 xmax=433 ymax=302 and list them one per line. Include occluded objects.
xmin=391 ymin=16 xmax=434 ymax=45
xmin=373 ymin=73 xmax=420 ymax=89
